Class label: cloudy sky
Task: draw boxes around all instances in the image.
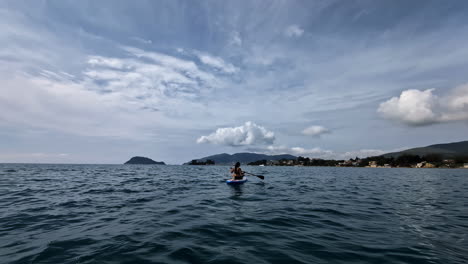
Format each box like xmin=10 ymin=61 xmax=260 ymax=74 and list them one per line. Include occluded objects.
xmin=1 ymin=0 xmax=468 ymax=164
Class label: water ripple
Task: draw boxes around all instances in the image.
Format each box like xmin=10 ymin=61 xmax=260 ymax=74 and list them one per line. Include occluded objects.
xmin=0 ymin=164 xmax=467 ymax=263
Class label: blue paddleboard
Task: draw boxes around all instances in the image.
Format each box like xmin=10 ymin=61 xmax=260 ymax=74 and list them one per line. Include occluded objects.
xmin=226 ymin=177 xmax=247 ymax=185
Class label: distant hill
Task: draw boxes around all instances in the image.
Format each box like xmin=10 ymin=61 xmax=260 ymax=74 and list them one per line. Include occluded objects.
xmin=124 ymin=156 xmax=165 ymax=165
xmin=186 ymin=152 xmax=297 ymax=165
xmin=383 ymin=140 xmax=468 ymax=159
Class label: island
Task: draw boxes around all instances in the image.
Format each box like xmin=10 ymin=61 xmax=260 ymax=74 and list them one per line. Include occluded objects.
xmin=124 ymin=156 xmax=165 ymax=165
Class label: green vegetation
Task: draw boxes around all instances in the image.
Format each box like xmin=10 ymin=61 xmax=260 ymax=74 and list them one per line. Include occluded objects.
xmin=189 ymin=159 xmax=215 ymax=165
xmin=247 ymin=160 xmax=267 ymax=165
xmin=247 ymin=154 xmax=468 ymax=168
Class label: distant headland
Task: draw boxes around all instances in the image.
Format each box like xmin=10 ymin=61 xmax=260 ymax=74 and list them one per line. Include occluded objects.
xmin=124 ymin=156 xmax=165 ymax=165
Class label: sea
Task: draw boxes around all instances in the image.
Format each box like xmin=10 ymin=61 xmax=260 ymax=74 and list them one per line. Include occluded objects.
xmin=1 ymin=164 xmax=467 ymax=264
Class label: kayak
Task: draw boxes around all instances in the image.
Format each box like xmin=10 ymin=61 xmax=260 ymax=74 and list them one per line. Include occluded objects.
xmin=226 ymin=177 xmax=247 ymax=185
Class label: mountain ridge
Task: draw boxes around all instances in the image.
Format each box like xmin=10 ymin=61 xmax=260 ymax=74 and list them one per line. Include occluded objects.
xmin=382 ymin=140 xmax=468 ymax=159
xmin=186 ymin=140 xmax=468 ymax=165
xmin=186 ymin=152 xmax=297 ymax=165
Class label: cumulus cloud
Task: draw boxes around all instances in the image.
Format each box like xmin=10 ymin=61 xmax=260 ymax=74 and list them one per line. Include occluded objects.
xmin=440 ymin=83 xmax=468 ymax=121
xmin=302 ymin=125 xmax=331 ymax=137
xmin=378 ymin=89 xmax=438 ymax=126
xmin=197 ymin=121 xmax=275 ymax=146
xmin=378 ymin=85 xmax=468 ymax=126
xmin=284 ymin=25 xmax=304 ymax=38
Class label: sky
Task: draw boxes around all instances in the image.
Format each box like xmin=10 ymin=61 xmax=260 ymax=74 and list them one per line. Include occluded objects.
xmin=1 ymin=0 xmax=468 ymax=164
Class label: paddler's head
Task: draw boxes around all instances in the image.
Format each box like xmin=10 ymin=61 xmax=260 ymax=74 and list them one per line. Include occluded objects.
xmin=235 ymin=162 xmax=240 ymax=168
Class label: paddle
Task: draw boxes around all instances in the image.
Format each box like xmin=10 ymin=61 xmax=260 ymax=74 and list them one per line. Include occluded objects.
xmin=244 ymin=172 xmax=265 ymax=180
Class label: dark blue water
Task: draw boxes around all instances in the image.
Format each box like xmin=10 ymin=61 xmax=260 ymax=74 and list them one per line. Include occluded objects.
xmin=1 ymin=164 xmax=467 ymax=264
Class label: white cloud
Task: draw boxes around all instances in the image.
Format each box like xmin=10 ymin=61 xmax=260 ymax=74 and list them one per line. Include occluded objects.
xmin=230 ymin=31 xmax=242 ymax=46
xmin=263 ymin=145 xmax=333 ymax=157
xmin=197 ymin=121 xmax=275 ymax=146
xmin=123 ymin=46 xmax=218 ymax=83
xmin=378 ymin=89 xmax=437 ymax=126
xmin=0 ymin=72 xmax=154 ymax=138
xmin=302 ymin=125 xmax=331 ymax=137
xmin=440 ymin=83 xmax=468 ymax=122
xmin=378 ymin=85 xmax=468 ymax=126
xmin=85 ymin=46 xmax=227 ymax=108
xmin=284 ymin=25 xmax=304 ymax=38
xmin=195 ymin=52 xmax=238 ymax=73
xmin=3 ymin=1 xmax=468 ymax=164
xmin=252 ymin=145 xmax=403 ymax=160
xmin=131 ymin=36 xmax=152 ymax=44
xmin=0 ymin=42 xmax=239 ymax=139
xmin=88 ymin=56 xmax=128 ymax=69
xmin=334 ymin=148 xmax=407 ymax=159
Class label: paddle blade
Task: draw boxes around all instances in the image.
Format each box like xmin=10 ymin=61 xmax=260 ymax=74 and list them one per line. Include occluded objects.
xmin=244 ymin=171 xmax=265 ymax=180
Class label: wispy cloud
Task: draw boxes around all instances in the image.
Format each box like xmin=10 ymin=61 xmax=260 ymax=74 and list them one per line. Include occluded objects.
xmin=229 ymin=31 xmax=242 ymax=46
xmin=195 ymin=51 xmax=238 ymax=73
xmin=131 ymin=36 xmax=152 ymax=44
xmin=284 ymin=25 xmax=304 ymax=38
xmin=0 ymin=40 xmax=237 ymax=139
xmin=2 ymin=1 xmax=468 ymax=163
xmin=302 ymin=125 xmax=331 ymax=137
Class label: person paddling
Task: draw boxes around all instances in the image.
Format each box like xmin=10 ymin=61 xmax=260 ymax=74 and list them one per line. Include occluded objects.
xmin=230 ymin=162 xmax=245 ymax=180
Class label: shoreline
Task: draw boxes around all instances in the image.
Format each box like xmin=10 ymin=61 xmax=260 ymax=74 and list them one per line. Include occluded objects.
xmin=1 ymin=163 xmax=467 ymax=169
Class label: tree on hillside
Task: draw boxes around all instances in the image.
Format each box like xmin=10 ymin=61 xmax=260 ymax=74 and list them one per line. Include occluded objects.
xmin=248 ymin=159 xmax=267 ymax=165
xmin=454 ymin=155 xmax=468 ymax=164
xmin=422 ymin=153 xmax=442 ymax=163
xmin=396 ymin=154 xmax=422 ymax=167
